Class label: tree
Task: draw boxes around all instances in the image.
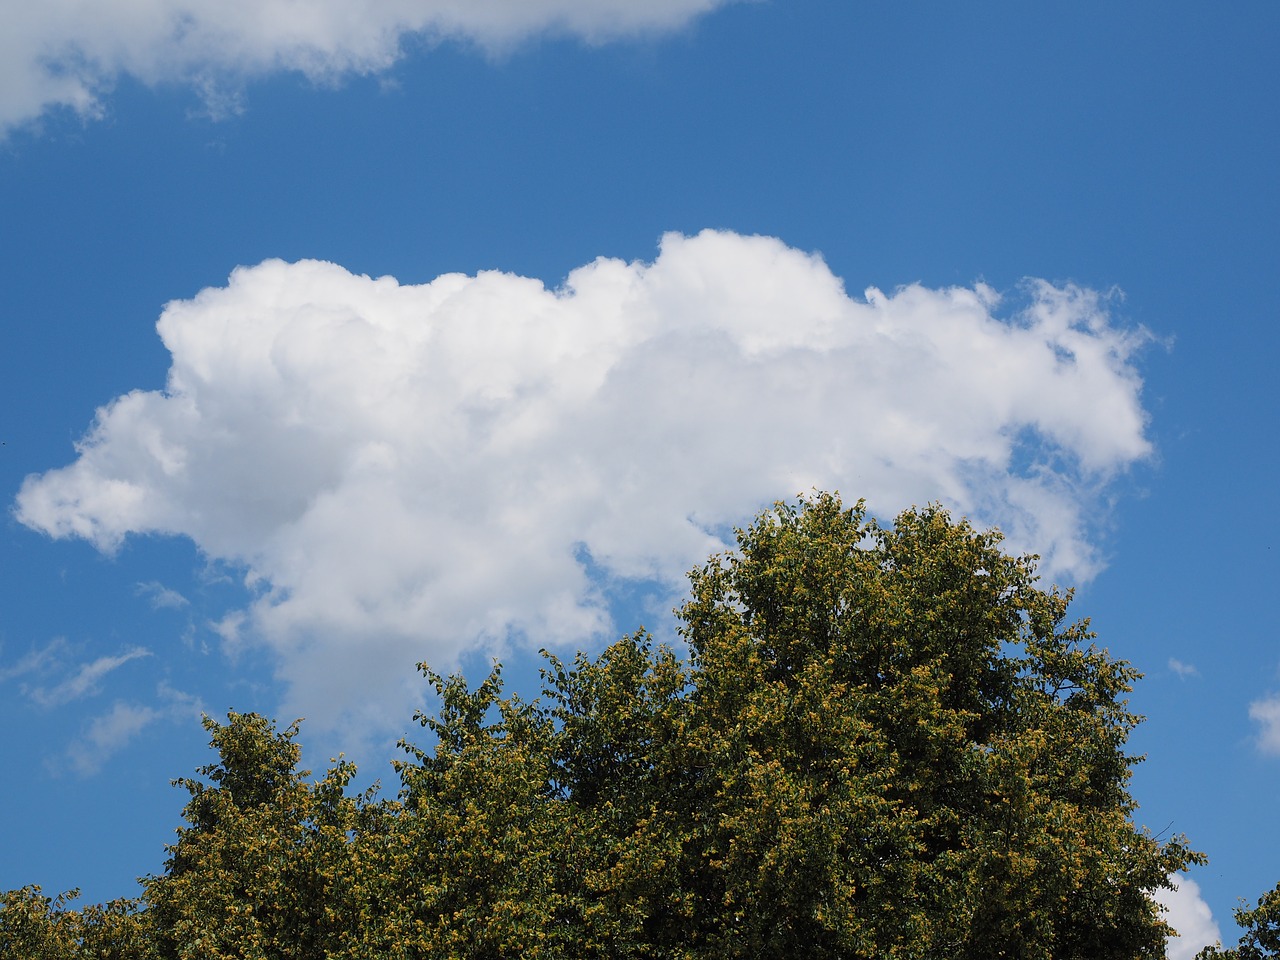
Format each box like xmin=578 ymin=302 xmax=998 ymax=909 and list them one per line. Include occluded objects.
xmin=384 ymin=665 xmax=583 ymax=959
xmin=1 ymin=492 xmax=1204 ymax=960
xmin=383 ymin=492 xmax=1200 ymax=959
xmin=142 ymin=712 xmax=382 ymax=960
xmin=0 ymin=886 xmax=83 ymax=960
xmin=0 ymin=886 xmax=155 ymax=960
xmin=662 ymin=492 xmax=1200 ymax=959
xmin=1197 ymin=882 xmax=1280 ymax=959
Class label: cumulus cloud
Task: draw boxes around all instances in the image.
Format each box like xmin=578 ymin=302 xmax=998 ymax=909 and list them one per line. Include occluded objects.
xmin=1 ymin=0 xmax=740 ymax=135
xmin=1169 ymin=658 xmax=1199 ymax=679
xmin=15 ymin=230 xmax=1154 ymax=732
xmin=1249 ymin=693 xmax=1280 ymax=756
xmin=1155 ymin=873 xmax=1221 ymax=960
xmin=26 ymin=646 xmax=151 ymax=707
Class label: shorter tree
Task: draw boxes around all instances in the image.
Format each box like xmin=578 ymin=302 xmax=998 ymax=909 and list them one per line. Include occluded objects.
xmin=142 ymin=712 xmax=381 ymax=960
xmin=1198 ymin=882 xmax=1280 ymax=960
xmin=0 ymin=886 xmax=154 ymax=960
xmin=0 ymin=886 xmax=83 ymax=960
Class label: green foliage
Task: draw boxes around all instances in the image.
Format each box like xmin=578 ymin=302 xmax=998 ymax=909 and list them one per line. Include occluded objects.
xmin=0 ymin=886 xmax=154 ymax=960
xmin=143 ymin=712 xmax=385 ymax=960
xmin=0 ymin=886 xmax=83 ymax=960
xmin=1 ymin=493 xmax=1211 ymax=959
xmin=669 ymin=493 xmax=1199 ymax=959
xmin=1197 ymin=882 xmax=1280 ymax=959
xmin=384 ymin=665 xmax=576 ymax=958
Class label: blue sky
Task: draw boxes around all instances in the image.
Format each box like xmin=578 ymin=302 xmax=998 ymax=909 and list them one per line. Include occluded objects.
xmin=1 ymin=2 xmax=1276 ymax=955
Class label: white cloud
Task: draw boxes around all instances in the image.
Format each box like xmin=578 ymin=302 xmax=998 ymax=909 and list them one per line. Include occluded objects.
xmin=63 ymin=700 xmax=161 ymax=777
xmin=60 ymin=682 xmax=204 ymax=777
xmin=15 ymin=230 xmax=1154 ymax=733
xmin=27 ymin=646 xmax=151 ymax=707
xmin=1169 ymin=658 xmax=1199 ymax=679
xmin=157 ymin=679 xmax=206 ymax=720
xmin=1249 ymin=693 xmax=1280 ymax=756
xmin=137 ymin=579 xmax=191 ymax=610
xmin=0 ymin=637 xmax=67 ymax=683
xmin=1155 ymin=873 xmax=1221 ymax=960
xmin=0 ymin=0 xmax=741 ymax=135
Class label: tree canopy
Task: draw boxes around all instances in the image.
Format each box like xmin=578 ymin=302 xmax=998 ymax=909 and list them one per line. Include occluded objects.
xmin=1 ymin=493 xmax=1216 ymax=959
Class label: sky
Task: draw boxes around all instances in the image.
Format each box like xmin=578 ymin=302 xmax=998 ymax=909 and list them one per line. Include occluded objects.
xmin=0 ymin=2 xmax=1276 ymax=955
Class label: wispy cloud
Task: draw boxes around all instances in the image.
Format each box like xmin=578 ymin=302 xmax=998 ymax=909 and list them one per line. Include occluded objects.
xmin=157 ymin=679 xmax=205 ymax=720
xmin=15 ymin=231 xmax=1155 ymax=735
xmin=1 ymin=0 xmax=742 ymax=135
xmin=61 ymin=682 xmax=204 ymax=778
xmin=0 ymin=637 xmax=66 ymax=683
xmin=1249 ymin=694 xmax=1280 ymax=756
xmin=1168 ymin=658 xmax=1199 ymax=679
xmin=210 ymin=611 xmax=247 ymax=649
xmin=136 ymin=580 xmax=190 ymax=610
xmin=63 ymin=701 xmax=161 ymax=777
xmin=27 ymin=647 xmax=151 ymax=707
xmin=1154 ymin=873 xmax=1220 ymax=960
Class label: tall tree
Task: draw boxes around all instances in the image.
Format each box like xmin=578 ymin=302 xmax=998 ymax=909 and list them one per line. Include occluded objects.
xmin=386 ymin=492 xmax=1200 ymax=959
xmin=671 ymin=492 xmax=1201 ymax=959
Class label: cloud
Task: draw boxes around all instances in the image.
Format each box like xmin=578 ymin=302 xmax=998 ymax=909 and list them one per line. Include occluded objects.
xmin=156 ymin=679 xmax=206 ymax=720
xmin=61 ymin=682 xmax=204 ymax=777
xmin=0 ymin=637 xmax=67 ymax=683
xmin=63 ymin=701 xmax=161 ymax=777
xmin=0 ymin=0 xmax=740 ymax=135
xmin=1168 ymin=658 xmax=1199 ymax=679
xmin=26 ymin=646 xmax=151 ymax=707
xmin=1249 ymin=693 xmax=1280 ymax=756
xmin=1154 ymin=873 xmax=1221 ymax=960
xmin=15 ymin=230 xmax=1154 ymax=733
xmin=137 ymin=580 xmax=191 ymax=610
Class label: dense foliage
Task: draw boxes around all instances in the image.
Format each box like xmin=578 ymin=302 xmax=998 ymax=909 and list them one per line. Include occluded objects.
xmin=2 ymin=494 xmax=1217 ymax=958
